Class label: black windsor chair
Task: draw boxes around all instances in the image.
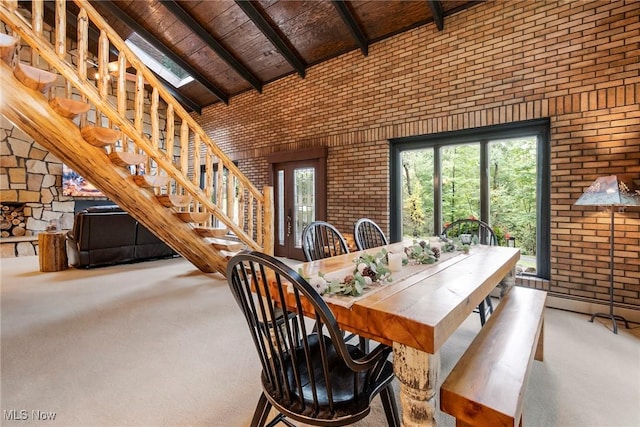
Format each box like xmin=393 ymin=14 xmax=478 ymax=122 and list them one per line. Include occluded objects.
xmin=301 ymin=221 xmax=350 ymax=262
xmin=301 ymin=220 xmax=368 ymax=351
xmin=226 ymin=251 xmax=400 ymax=427
xmin=354 ymin=218 xmax=388 ymax=251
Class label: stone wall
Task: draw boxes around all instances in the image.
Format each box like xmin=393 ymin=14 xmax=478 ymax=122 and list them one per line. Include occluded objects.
xmin=0 ymin=116 xmax=76 ymax=257
xmin=1 ymin=17 xmax=78 ymax=257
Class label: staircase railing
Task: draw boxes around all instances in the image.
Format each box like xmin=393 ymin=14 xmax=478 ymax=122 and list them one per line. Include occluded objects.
xmin=0 ymin=0 xmax=273 ymax=255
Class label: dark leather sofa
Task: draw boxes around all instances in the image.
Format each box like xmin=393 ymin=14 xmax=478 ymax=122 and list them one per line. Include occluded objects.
xmin=66 ymin=205 xmax=176 ymax=268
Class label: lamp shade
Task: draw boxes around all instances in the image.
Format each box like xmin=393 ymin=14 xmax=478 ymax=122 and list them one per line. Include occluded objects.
xmin=575 ymin=175 xmax=640 ymax=207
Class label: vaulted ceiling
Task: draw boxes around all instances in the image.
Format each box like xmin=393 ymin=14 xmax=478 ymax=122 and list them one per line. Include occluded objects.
xmin=84 ymin=1 xmax=481 ymax=113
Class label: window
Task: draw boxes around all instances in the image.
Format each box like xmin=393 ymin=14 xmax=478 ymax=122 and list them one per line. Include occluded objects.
xmin=390 ymin=119 xmax=550 ymax=279
xmin=125 ymin=33 xmax=193 ymax=88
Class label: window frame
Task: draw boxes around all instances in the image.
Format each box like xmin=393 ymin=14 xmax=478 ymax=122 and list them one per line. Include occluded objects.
xmin=389 ymin=118 xmax=551 ymax=279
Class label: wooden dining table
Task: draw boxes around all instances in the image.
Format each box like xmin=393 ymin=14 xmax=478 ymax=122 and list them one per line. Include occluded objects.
xmin=292 ymin=240 xmax=520 ymax=427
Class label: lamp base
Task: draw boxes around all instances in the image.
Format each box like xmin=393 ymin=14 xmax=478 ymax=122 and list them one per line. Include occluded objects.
xmin=589 ymin=312 xmax=630 ymax=335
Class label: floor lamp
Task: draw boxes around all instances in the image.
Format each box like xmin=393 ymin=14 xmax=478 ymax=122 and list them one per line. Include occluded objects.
xmin=574 ymin=175 xmax=640 ymax=334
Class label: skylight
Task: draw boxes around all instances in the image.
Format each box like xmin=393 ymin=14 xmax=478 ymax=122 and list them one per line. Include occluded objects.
xmin=125 ymin=32 xmax=194 ymax=88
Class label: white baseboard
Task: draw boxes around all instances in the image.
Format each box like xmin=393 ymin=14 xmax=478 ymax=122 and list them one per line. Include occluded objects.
xmin=545 ymin=295 xmax=640 ymax=325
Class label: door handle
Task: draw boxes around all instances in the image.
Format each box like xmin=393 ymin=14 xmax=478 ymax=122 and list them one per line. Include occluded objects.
xmin=286 ymin=215 xmax=292 ymax=237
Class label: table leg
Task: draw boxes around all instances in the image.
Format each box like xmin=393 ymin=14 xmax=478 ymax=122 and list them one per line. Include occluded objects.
xmin=498 ymin=266 xmax=516 ymax=297
xmin=393 ymin=343 xmax=440 ymax=427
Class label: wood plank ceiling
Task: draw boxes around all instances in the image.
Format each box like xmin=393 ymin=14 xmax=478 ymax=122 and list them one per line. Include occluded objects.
xmin=84 ymin=0 xmax=480 ymax=113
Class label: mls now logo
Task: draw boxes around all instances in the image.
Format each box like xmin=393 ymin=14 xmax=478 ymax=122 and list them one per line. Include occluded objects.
xmin=4 ymin=409 xmax=57 ymax=421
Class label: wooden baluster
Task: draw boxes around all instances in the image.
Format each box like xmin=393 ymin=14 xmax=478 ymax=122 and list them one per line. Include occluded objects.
xmin=54 ymin=0 xmax=65 ymax=60
xmin=165 ymin=105 xmax=175 ymax=160
xmin=63 ymin=77 xmax=72 ymax=99
xmin=178 ymin=122 xmax=189 ymax=198
xmin=248 ymin=194 xmax=254 ymax=241
xmin=134 ymin=70 xmax=144 ymax=155
xmin=31 ymin=0 xmax=42 ymax=68
xmin=165 ymin=104 xmax=174 ymax=195
xmin=167 ymin=177 xmax=175 ymax=200
xmin=192 ymin=133 xmax=201 ymax=188
xmin=55 ymin=0 xmax=68 ymax=98
xmin=216 ymin=161 xmax=224 ymax=208
xmin=257 ymin=198 xmax=263 ymax=247
xmin=149 ymin=87 xmax=159 ymax=174
xmin=77 ymin=7 xmax=88 ymax=128
xmin=117 ymin=53 xmax=127 ymax=152
xmin=151 ymin=87 xmax=159 ymax=150
xmin=203 ymin=149 xmax=213 ymax=226
xmin=97 ymin=30 xmax=109 ymax=128
xmin=237 ymin=182 xmax=245 ymax=232
xmin=226 ymin=168 xmax=234 ymax=221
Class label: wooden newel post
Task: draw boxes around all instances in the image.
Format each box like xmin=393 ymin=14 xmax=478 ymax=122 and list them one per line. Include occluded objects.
xmin=263 ymin=185 xmax=274 ymax=255
xmin=38 ymin=232 xmax=68 ymax=272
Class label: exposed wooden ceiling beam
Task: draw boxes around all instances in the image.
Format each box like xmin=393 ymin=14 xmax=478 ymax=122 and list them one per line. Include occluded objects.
xmin=100 ymin=0 xmax=229 ymax=105
xmin=332 ymin=1 xmax=368 ymax=56
xmin=160 ymin=0 xmax=263 ymax=93
xmin=234 ymin=0 xmax=306 ymax=78
xmin=39 ymin=1 xmax=202 ymax=113
xmin=428 ymin=0 xmax=444 ymax=31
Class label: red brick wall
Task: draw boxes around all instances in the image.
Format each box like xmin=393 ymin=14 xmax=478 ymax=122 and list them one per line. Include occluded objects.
xmin=196 ymin=0 xmax=640 ymax=308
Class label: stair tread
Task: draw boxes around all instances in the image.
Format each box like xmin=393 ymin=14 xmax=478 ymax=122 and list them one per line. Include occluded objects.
xmin=81 ymin=126 xmax=119 ymax=147
xmin=14 ymin=63 xmax=57 ymax=93
xmin=156 ymin=194 xmax=191 ymax=207
xmin=132 ymin=175 xmax=170 ymax=188
xmin=209 ymin=238 xmax=244 ymax=252
xmin=176 ymin=211 xmax=209 ymax=223
xmin=194 ymin=227 xmax=228 ymax=238
xmin=206 ymin=236 xmax=239 ymax=243
xmin=49 ymin=97 xmax=90 ymax=119
xmin=0 ymin=33 xmax=19 ymax=64
xmin=108 ymin=151 xmax=148 ymax=167
xmin=220 ymin=249 xmax=243 ymax=260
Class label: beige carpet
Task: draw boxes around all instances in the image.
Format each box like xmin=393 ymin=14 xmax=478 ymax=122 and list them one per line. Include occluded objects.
xmin=1 ymin=256 xmax=639 ymax=427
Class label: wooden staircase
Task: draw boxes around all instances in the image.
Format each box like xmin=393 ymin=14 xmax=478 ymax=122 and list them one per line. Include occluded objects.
xmin=0 ymin=0 xmax=273 ymax=275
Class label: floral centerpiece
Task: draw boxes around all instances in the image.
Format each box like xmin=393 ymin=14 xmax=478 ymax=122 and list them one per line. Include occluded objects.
xmin=437 ymin=234 xmax=473 ymax=254
xmin=404 ymin=236 xmax=464 ymax=264
xmin=404 ymin=239 xmax=438 ymax=264
xmin=302 ymin=249 xmax=392 ymax=297
xmin=302 ymin=236 xmax=472 ymax=297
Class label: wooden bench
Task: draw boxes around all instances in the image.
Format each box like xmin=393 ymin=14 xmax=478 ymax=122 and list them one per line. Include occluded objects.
xmin=440 ymin=286 xmax=547 ymax=427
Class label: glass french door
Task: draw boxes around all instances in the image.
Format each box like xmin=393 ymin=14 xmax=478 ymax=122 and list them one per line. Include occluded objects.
xmin=273 ymin=159 xmax=326 ymax=260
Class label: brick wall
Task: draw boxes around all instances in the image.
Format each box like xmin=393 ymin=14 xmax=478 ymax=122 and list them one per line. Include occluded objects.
xmin=195 ymin=0 xmax=640 ymax=309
